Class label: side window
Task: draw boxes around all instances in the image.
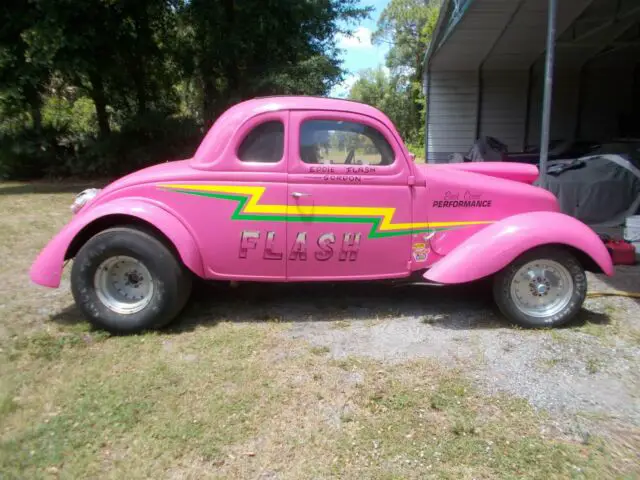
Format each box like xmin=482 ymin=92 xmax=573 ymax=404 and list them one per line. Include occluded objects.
xmin=237 ymin=121 xmax=284 ymax=163
xmin=299 ymin=120 xmax=395 ymax=166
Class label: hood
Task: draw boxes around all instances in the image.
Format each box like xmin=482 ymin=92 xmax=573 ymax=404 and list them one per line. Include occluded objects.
xmin=98 ymin=159 xmax=198 ymax=196
xmin=80 ymin=159 xmax=202 ymax=213
xmin=419 ymin=162 xmax=539 ymax=184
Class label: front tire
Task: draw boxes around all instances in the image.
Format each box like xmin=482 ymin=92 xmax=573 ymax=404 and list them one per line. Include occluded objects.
xmin=71 ymin=227 xmax=192 ymax=334
xmin=493 ymin=246 xmax=587 ymax=328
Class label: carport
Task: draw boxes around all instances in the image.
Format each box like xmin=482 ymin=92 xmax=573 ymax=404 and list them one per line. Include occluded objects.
xmin=423 ymin=0 xmax=640 ymax=168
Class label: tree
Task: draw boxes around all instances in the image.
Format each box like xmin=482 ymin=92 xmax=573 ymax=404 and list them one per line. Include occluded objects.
xmin=111 ymin=0 xmax=180 ymax=117
xmin=178 ymin=0 xmax=371 ymax=126
xmin=372 ymin=0 xmax=440 ymax=82
xmin=349 ymin=67 xmax=419 ymax=143
xmin=29 ymin=0 xmax=180 ymax=137
xmin=1 ymin=0 xmax=373 ymax=179
xmin=0 ymin=1 xmax=51 ymax=132
xmin=350 ymin=0 xmax=441 ymax=149
xmin=24 ymin=0 xmax=122 ymax=137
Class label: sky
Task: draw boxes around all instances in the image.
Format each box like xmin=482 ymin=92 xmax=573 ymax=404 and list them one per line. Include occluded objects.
xmin=330 ymin=0 xmax=390 ymax=98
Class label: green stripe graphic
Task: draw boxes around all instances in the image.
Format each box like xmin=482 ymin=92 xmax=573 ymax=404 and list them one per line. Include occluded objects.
xmin=170 ymin=189 xmax=450 ymax=239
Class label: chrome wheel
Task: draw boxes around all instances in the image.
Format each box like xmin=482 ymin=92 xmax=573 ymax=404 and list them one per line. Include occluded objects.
xmin=94 ymin=256 xmax=154 ymax=314
xmin=510 ymin=259 xmax=574 ymax=318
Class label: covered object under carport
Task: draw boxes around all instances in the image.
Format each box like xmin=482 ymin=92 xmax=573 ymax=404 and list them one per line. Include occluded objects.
xmin=423 ymin=0 xmax=640 ymax=164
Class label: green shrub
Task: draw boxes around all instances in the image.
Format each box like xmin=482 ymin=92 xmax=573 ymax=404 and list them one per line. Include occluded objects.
xmin=76 ymin=112 xmax=202 ymax=177
xmin=0 ymin=111 xmax=202 ymax=179
xmin=0 ymin=126 xmax=74 ymax=179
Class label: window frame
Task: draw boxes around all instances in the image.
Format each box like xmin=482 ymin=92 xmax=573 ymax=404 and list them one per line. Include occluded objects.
xmin=298 ymin=119 xmax=396 ymax=167
xmin=236 ymin=119 xmax=285 ymax=165
xmin=288 ymin=110 xmax=410 ymax=180
xmin=224 ymin=111 xmax=288 ymax=173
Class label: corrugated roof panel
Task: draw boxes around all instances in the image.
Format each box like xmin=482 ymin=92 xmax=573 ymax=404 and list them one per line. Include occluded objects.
xmin=429 ymin=0 xmax=598 ymax=71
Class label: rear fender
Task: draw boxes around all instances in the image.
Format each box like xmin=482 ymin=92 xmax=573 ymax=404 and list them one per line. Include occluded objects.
xmin=30 ymin=198 xmax=204 ymax=288
xmin=423 ymin=211 xmax=613 ymax=284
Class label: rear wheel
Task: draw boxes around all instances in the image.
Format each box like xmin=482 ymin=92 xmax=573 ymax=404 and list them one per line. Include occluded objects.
xmin=493 ymin=246 xmax=587 ymax=328
xmin=71 ymin=227 xmax=192 ymax=334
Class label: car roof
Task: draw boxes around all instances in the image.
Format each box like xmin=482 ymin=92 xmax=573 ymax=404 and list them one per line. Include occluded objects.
xmin=232 ymin=96 xmax=386 ymax=118
xmin=192 ymin=96 xmax=398 ymax=167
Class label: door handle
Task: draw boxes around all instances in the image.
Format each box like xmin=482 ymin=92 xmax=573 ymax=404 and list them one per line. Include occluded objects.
xmin=291 ymin=192 xmax=311 ymax=198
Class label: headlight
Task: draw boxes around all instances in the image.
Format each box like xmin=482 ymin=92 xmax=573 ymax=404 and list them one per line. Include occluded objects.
xmin=71 ymin=188 xmax=101 ymax=214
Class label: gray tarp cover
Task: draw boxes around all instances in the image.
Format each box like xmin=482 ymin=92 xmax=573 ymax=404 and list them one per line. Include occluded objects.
xmin=538 ymin=151 xmax=640 ymax=226
xmin=466 ymin=136 xmax=507 ymax=162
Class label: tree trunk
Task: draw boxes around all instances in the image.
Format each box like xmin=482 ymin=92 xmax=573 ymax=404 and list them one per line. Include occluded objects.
xmin=131 ymin=5 xmax=150 ymax=116
xmin=126 ymin=52 xmax=148 ymax=116
xmin=30 ymin=102 xmax=43 ymax=133
xmin=133 ymin=66 xmax=148 ymax=116
xmin=202 ymin=76 xmax=217 ymax=128
xmin=25 ymin=86 xmax=42 ymax=133
xmin=222 ymin=0 xmax=240 ymax=99
xmin=89 ymin=71 xmax=110 ymax=138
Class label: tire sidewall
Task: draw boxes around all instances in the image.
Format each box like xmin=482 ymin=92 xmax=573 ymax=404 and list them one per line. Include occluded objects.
xmin=493 ymin=247 xmax=587 ymax=328
xmin=71 ymin=228 xmax=187 ymax=334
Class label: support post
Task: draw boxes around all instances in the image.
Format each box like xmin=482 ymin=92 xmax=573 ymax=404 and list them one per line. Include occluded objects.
xmin=539 ymin=0 xmax=558 ymax=186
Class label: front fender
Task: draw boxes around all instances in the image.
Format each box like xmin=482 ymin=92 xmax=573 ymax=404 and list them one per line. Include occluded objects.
xmin=30 ymin=198 xmax=205 ymax=288
xmin=424 ymin=211 xmax=613 ymax=284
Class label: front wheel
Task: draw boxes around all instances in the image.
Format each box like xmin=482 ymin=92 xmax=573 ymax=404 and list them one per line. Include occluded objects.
xmin=71 ymin=227 xmax=192 ymax=334
xmin=493 ymin=246 xmax=587 ymax=328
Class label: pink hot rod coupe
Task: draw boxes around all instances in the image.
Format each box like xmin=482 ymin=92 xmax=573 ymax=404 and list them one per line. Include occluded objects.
xmin=30 ymin=97 xmax=614 ymax=333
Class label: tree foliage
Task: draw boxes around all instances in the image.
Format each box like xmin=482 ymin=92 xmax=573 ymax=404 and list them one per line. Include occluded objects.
xmin=178 ymin=0 xmax=368 ymax=126
xmin=349 ymin=0 xmax=440 ymax=152
xmin=0 ymin=0 xmax=370 ymax=179
xmin=350 ymin=66 xmax=419 ymax=143
xmin=373 ymin=0 xmax=440 ymax=81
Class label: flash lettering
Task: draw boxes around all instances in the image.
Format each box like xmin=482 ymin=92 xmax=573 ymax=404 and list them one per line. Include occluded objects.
xmin=289 ymin=232 xmax=308 ymax=261
xmin=315 ymin=233 xmax=336 ymax=261
xmin=339 ymin=233 xmax=361 ymax=261
xmin=263 ymin=231 xmax=283 ymax=260
xmin=239 ymin=231 xmax=260 ymax=259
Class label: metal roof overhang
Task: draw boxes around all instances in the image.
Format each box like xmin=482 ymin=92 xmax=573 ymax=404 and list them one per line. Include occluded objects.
xmin=425 ymin=0 xmax=640 ymax=72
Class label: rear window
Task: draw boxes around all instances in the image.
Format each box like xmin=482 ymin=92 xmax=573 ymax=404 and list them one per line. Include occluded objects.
xmin=237 ymin=121 xmax=284 ymax=163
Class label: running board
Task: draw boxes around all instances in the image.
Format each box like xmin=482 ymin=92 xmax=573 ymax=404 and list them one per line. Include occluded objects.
xmin=393 ymin=281 xmax=445 ymax=287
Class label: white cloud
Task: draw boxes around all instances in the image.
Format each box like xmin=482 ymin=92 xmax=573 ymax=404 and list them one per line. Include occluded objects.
xmin=336 ymin=27 xmax=373 ymax=49
xmin=329 ymin=73 xmax=358 ymax=98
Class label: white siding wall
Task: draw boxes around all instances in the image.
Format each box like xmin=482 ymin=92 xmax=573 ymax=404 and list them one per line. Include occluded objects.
xmin=427 ymin=63 xmax=639 ymax=163
xmin=479 ymin=71 xmax=528 ymax=151
xmin=426 ymin=71 xmax=478 ymax=163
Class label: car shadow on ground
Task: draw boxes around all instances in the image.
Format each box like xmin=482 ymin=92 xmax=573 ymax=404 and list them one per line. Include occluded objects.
xmin=169 ymin=280 xmax=510 ymax=332
xmin=49 ymin=280 xmax=612 ymax=334
xmin=561 ymin=308 xmax=611 ymax=329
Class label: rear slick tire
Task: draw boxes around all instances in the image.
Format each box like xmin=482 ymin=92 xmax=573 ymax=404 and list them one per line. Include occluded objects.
xmin=71 ymin=227 xmax=192 ymax=334
xmin=493 ymin=246 xmax=587 ymax=328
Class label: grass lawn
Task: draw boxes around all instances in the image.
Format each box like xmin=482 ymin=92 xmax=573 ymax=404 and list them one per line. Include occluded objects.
xmin=0 ymin=182 xmax=635 ymax=479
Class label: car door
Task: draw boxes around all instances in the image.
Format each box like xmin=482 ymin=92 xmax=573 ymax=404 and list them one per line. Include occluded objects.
xmin=179 ymin=112 xmax=289 ymax=281
xmin=286 ymin=110 xmax=413 ymax=280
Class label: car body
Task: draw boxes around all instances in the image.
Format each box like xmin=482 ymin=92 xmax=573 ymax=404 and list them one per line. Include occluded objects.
xmin=30 ymin=96 xmax=614 ymax=333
